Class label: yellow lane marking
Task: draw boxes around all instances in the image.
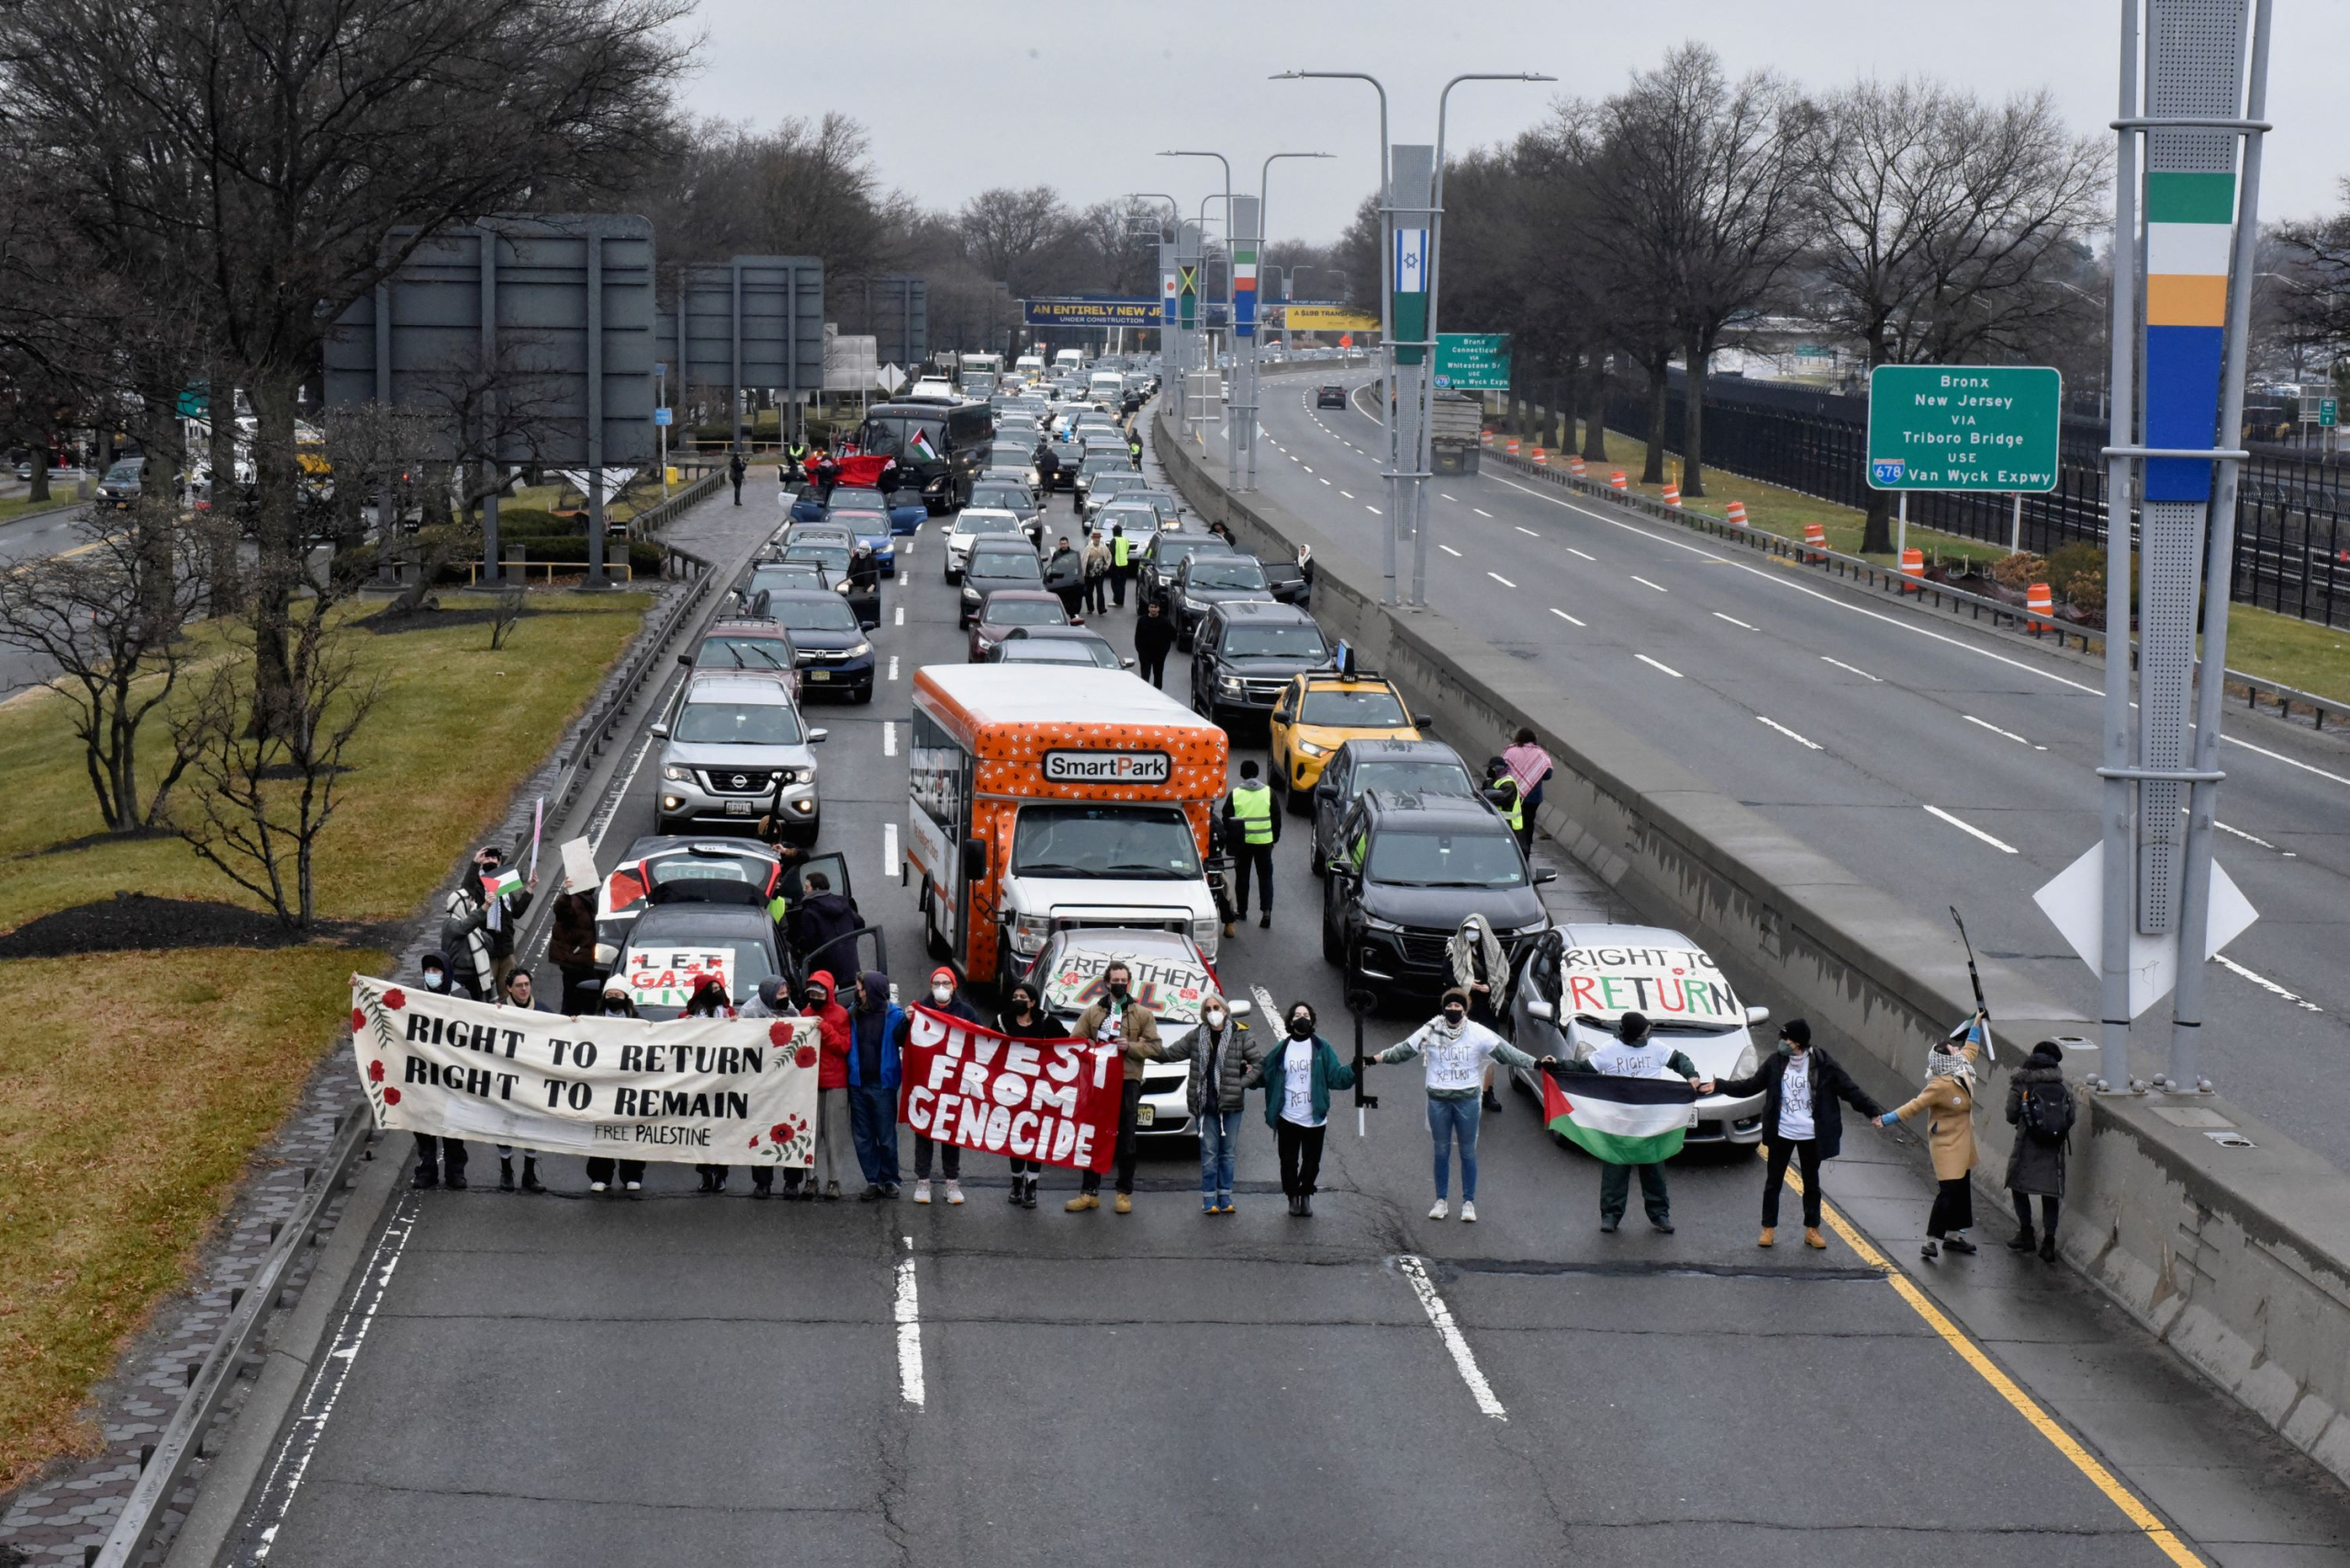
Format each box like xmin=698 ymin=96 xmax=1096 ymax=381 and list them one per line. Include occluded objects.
xmin=1779 ymin=1153 xmax=2203 ymax=1566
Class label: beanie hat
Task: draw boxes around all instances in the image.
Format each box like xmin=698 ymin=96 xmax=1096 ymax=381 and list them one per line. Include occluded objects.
xmin=1780 ymin=1018 xmax=1811 ymax=1047
xmin=1617 ymin=1011 xmax=1652 ymax=1044
xmin=1240 ymin=760 xmax=1260 ymax=778
xmin=930 ymin=966 xmax=957 ymax=988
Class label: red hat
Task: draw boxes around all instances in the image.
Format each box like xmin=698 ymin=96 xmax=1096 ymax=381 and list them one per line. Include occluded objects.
xmin=930 ymin=967 xmax=957 ymax=988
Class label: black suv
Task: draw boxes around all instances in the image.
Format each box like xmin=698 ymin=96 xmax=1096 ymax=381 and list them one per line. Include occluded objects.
xmin=1307 ymin=739 xmax=1480 ymax=878
xmin=1168 ymin=552 xmax=1274 ymax=649
xmin=1321 ymin=790 xmax=1553 ymax=997
xmin=1190 ymin=601 xmax=1332 ymax=724
xmin=1316 ymin=385 xmax=1348 ymax=409
xmin=1136 ymin=532 xmax=1235 ymax=610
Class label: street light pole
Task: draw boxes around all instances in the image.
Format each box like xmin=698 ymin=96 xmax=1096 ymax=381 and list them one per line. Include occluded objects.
xmin=1125 ymin=194 xmax=1183 ymax=421
xmin=1163 ymin=151 xmax=1236 ymax=482
xmin=1247 ymin=151 xmax=1335 ymax=491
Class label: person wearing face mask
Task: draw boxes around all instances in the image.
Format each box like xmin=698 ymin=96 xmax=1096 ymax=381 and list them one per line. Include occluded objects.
xmin=741 ymin=977 xmax=800 ymax=1197
xmin=683 ymin=975 xmax=737 ymax=1194
xmin=798 ymin=972 xmax=853 ymax=1201
xmin=409 ymin=951 xmax=475 ymax=1189
xmin=906 ymin=967 xmax=980 ymax=1204
xmin=846 ymin=970 xmax=906 ymax=1200
xmin=492 ymin=969 xmax=553 ymax=1193
xmin=1067 ymin=960 xmax=1161 ymax=1214
xmin=1875 ymin=1016 xmax=1985 ymax=1260
xmin=1154 ymin=991 xmax=1260 ymax=1215
xmin=996 ymin=981 xmax=1062 ymax=1208
xmin=1373 ymin=987 xmax=1544 ymax=1223
xmin=1245 ymin=1002 xmax=1355 ymax=1217
xmin=583 ymin=979 xmax=647 ymax=1194
xmin=1554 ymin=1012 xmax=1704 ymax=1234
xmin=1711 ymin=1017 xmax=1884 ymax=1250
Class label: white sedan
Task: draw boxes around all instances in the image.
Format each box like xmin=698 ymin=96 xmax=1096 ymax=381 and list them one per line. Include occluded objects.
xmin=943 ymin=508 xmax=1030 ymax=583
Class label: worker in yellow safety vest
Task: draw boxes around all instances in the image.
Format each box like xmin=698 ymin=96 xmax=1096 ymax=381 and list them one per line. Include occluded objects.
xmin=1109 ymin=521 xmax=1135 ymax=609
xmin=1220 ymin=759 xmax=1280 ymax=935
xmin=1483 ymin=758 xmax=1524 ymax=836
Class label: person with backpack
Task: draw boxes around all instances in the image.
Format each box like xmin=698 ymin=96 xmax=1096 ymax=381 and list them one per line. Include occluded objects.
xmin=2005 ymin=1039 xmax=2075 ymax=1262
xmin=1711 ymin=1018 xmax=1884 ymax=1250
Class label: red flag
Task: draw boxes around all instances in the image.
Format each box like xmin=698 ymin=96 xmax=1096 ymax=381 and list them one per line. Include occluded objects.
xmin=897 ymin=1004 xmax=1124 ymax=1173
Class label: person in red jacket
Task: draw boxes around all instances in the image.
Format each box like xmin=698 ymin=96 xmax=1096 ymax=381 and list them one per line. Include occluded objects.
xmin=802 ymin=971 xmax=853 ymax=1200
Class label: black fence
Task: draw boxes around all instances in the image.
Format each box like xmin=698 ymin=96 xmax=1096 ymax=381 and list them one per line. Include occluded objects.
xmin=1605 ymin=372 xmax=2349 ymax=628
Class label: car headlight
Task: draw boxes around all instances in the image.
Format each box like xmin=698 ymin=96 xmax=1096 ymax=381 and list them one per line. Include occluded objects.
xmin=661 ymin=764 xmax=690 ymax=782
xmin=848 ymin=641 xmax=871 ymax=657
xmin=1362 ymin=914 xmax=1405 ymax=935
xmin=1511 ymin=920 xmax=1550 ymax=939
xmin=1730 ymin=1043 xmax=1758 ymax=1082
xmin=1294 ymin=738 xmax=1328 ymax=757
xmin=1191 ymin=917 xmax=1221 ymax=958
xmin=1218 ymin=675 xmax=1244 ymax=693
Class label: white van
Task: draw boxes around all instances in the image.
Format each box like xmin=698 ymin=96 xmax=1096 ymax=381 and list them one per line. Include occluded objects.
xmin=1087 ymin=370 xmax=1125 ymax=408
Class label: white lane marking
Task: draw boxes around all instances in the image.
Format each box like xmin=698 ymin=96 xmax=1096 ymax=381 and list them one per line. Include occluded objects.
xmin=1964 ymin=714 xmax=2031 ymax=745
xmin=1568 ymin=547 xmax=1596 ymax=561
xmin=888 ymin=655 xmax=901 ymax=682
xmin=2223 ymin=733 xmax=2350 ymax=790
xmin=1367 ymin=506 xmax=1382 ymax=515
xmin=895 ymin=1241 xmax=926 ymax=1406
xmin=1636 ymin=655 xmax=1684 ymax=678
xmin=1439 ymin=544 xmax=1462 ymax=557
xmin=1488 ymin=572 xmax=1516 ymax=588
xmin=1757 ymin=715 xmax=1825 ymax=751
xmin=1923 ymin=804 xmax=2018 ymax=854
xmin=894 ymin=605 xmax=905 ymax=627
xmin=2215 ymin=954 xmax=2324 ymax=1012
xmin=884 ymin=821 xmax=900 ymax=877
xmin=1303 ymin=465 xmax=1315 ymax=474
xmin=244 ymin=1199 xmax=420 ymax=1560
xmin=1473 ymin=508 xmax=1494 ymax=519
xmin=1491 ymin=472 xmax=1729 ymax=559
xmin=589 ymin=717 xmax=666 ymax=855
xmin=1631 ymin=576 xmax=1669 ymax=593
xmin=1821 ymin=655 xmax=1882 ymax=682
xmin=2211 ymin=817 xmax=2277 ymax=849
xmin=1713 ymin=612 xmax=1756 ymax=630
xmin=883 ymin=721 xmax=898 ymax=757
xmin=1398 ymin=1255 xmax=1506 ymax=1421
xmin=1340 ymin=490 xmax=1354 ymax=499
xmin=1320 ymin=477 xmax=1332 ymax=487
xmin=1441 ymin=493 xmax=1459 ymax=501
xmin=1549 ymin=608 xmax=1586 ymax=627
xmin=1515 ymin=526 xmax=1539 ymax=538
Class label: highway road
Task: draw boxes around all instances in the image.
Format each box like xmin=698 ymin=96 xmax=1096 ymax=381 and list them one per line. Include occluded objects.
xmin=1226 ymin=375 xmax=2350 ymax=1170
xmin=209 ymin=459 xmax=2350 ymax=1567
xmin=0 ymin=493 xmax=94 ymax=697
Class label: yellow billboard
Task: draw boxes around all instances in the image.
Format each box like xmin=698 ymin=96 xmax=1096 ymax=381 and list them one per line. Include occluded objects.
xmin=1283 ymin=307 xmax=1381 ymax=331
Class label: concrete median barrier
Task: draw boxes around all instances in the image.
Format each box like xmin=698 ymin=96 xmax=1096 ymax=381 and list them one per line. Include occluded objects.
xmin=1153 ymin=398 xmax=2350 ymax=1490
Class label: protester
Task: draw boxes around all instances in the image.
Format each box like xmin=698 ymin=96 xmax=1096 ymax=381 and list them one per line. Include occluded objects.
xmin=846 ymin=970 xmax=905 ymax=1199
xmin=684 ymin=975 xmax=736 ymax=1194
xmin=1501 ymin=727 xmax=1553 ymax=854
xmin=1373 ymin=987 xmax=1541 ymax=1222
xmin=728 ymin=450 xmax=746 ymax=505
xmin=1068 ymin=959 xmax=1160 ymax=1214
xmin=1134 ymin=599 xmax=1177 ymax=688
xmin=1878 ymin=1019 xmax=1986 ymax=1259
xmin=997 ymin=980 xmax=1061 ymax=1208
xmin=1712 ymin=1018 xmax=1884 ymax=1249
xmin=791 ymin=871 xmax=862 ymax=976
xmin=1156 ymin=991 xmax=1259 ymax=1214
xmin=1248 ymin=1001 xmax=1355 ymax=1217
xmin=495 ymin=969 xmax=552 ymax=1194
xmin=1556 ymin=1012 xmax=1703 ymax=1234
xmin=908 ymin=967 xmax=979 ymax=1204
xmin=738 ymin=975 xmax=804 ymax=1196
xmin=2006 ymin=1039 xmax=2074 ymax=1262
xmin=847 ymin=541 xmax=881 ymax=599
xmin=1082 ymin=531 xmax=1110 ymax=615
xmin=1045 ymin=535 xmax=1085 ymax=618
xmin=547 ymin=874 xmax=600 ymax=1014
xmin=1220 ymin=759 xmax=1277 ymax=934
xmin=439 ymin=854 xmax=498 ymax=1001
xmin=1035 ymin=441 xmax=1060 ymax=493
xmin=1449 ymin=913 xmax=1509 ymax=1113
xmin=795 ymin=971 xmax=852 ymax=1201
xmin=409 ymin=952 xmax=473 ymax=1189
xmin=583 ymin=979 xmax=647 ymax=1194
xmin=813 ymin=445 xmax=839 ymax=501
xmin=1206 ymin=519 xmax=1236 ymax=547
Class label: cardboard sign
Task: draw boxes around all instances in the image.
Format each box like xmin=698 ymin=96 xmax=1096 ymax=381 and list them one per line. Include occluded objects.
xmin=623 ymin=947 xmax=734 ymax=1011
xmin=560 ymin=836 xmax=599 ymax=896
xmin=897 ymin=1004 xmax=1123 ymax=1173
xmin=1557 ymin=944 xmax=1742 ymax=1026
xmin=1043 ymin=947 xmax=1211 ymax=1025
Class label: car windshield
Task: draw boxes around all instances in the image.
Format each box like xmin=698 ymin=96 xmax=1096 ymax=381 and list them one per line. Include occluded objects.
xmin=986 ymin=599 xmax=1065 ymax=627
xmin=959 ymin=512 xmax=1022 ymax=534
xmin=786 ymin=545 xmax=851 ymax=572
xmin=1302 ymin=689 xmax=1409 ymax=727
xmin=969 ymin=553 xmax=1042 ymax=583
xmin=858 ymin=416 xmax=945 ymax=458
xmin=1012 ymin=803 xmax=1201 ymax=880
xmin=832 ymin=488 xmax=883 ymax=509
xmin=1186 ymin=558 xmax=1268 ymax=590
xmin=1354 ymin=759 xmax=1475 ymax=800
xmin=698 ymin=635 xmax=795 ymax=671
xmin=673 ymin=700 xmax=804 ymax=745
xmin=104 ymin=460 xmax=142 ymax=484
xmin=831 ymin=510 xmax=886 ymax=530
xmin=970 ymin=487 xmax=1028 ymax=512
xmin=773 ymin=598 xmax=860 ymax=633
xmin=1225 ymin=625 xmax=1327 ymax=658
xmin=646 ymin=856 xmax=760 ymax=887
xmin=1365 ymin=829 xmax=1525 ymax=888
xmin=746 ymin=566 xmax=823 ymax=593
xmin=999 ymin=644 xmax=1096 ymax=666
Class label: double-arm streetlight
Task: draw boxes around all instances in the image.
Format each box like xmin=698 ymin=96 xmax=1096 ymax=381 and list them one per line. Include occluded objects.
xmin=1242 ymin=151 xmax=1335 ymax=487
xmin=1163 ymin=151 xmax=1236 ymax=473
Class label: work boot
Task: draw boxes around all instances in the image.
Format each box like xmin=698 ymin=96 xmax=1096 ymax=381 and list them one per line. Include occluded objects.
xmin=1482 ymin=1086 xmax=1504 ymax=1114
xmin=412 ymin=1166 xmax=440 ymax=1191
xmin=1259 ymin=911 xmax=1271 ymax=929
xmin=1804 ymin=1228 xmax=1828 ymax=1250
xmin=1223 ymin=921 xmax=1237 ymax=939
xmin=1007 ymin=1180 xmax=1025 ymax=1206
xmin=1022 ymin=1179 xmax=1039 ymax=1210
xmin=1113 ymin=1193 xmax=1132 ymax=1215
xmin=1757 ymin=1226 xmax=1774 ymax=1249
xmin=2009 ymin=1228 xmax=2038 ymax=1252
xmin=499 ymin=1157 xmax=516 ymax=1193
xmin=520 ymin=1158 xmax=544 ymax=1194
xmin=2039 ymin=1233 xmax=2058 ymax=1263
xmin=1066 ymin=1193 xmax=1100 ymax=1213
xmin=446 ymin=1171 xmax=467 ymax=1191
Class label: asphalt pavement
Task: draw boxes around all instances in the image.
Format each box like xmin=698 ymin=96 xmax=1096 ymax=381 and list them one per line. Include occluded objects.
xmin=0 ymin=490 xmax=94 ymax=697
xmin=206 ymin=457 xmax=2350 ymax=1567
xmin=1225 ymin=376 xmax=2350 ymax=1172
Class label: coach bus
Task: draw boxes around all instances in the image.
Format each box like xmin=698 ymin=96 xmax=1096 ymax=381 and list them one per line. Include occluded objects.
xmin=852 ymin=398 xmax=993 ymax=513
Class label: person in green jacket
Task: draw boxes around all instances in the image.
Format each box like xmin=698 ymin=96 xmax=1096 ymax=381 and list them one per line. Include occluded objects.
xmin=1246 ymin=1000 xmax=1356 ymax=1216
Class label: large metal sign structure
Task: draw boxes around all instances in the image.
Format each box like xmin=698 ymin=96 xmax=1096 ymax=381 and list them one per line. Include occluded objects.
xmin=653 ymin=255 xmax=825 ymax=453
xmin=866 ymin=274 xmax=927 ymax=372
xmin=1865 ymin=365 xmax=2063 ymax=491
xmin=325 ymin=214 xmax=656 ymax=588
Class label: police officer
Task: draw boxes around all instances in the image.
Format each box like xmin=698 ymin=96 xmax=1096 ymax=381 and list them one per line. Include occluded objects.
xmin=1221 ymin=760 xmax=1278 ymax=934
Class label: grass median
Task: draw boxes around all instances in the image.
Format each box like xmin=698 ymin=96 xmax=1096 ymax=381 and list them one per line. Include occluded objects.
xmin=0 ymin=588 xmax=650 ymax=1489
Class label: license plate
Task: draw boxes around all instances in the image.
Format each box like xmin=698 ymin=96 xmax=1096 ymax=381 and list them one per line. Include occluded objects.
xmin=724 ymin=801 xmax=754 ymax=817
xmin=810 ymin=669 xmax=830 ymax=681
xmin=1136 ymin=1104 xmax=1156 ymax=1127
xmin=1684 ymin=1107 xmax=1700 ymax=1129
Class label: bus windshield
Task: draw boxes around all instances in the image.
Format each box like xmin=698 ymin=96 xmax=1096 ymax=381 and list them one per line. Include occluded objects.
xmin=1012 ymin=803 xmax=1202 ymax=881
xmin=858 ymin=415 xmax=946 ymax=459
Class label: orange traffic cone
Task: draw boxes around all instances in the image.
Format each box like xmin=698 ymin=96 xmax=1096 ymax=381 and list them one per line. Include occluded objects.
xmin=1725 ymin=500 xmax=1748 ymax=526
xmin=1533 ymin=447 xmax=1549 ymax=465
xmin=1801 ymin=521 xmax=1828 ymax=561
xmin=1662 ymin=484 xmax=1682 ymax=508
xmin=1568 ymin=456 xmax=1586 ymax=477
xmin=2026 ymin=582 xmax=2053 ymax=631
xmin=1899 ymin=548 xmax=1925 ymax=592
xmin=1610 ymin=470 xmax=1628 ymax=491
xmin=1505 ymin=437 xmax=1520 ymax=455
xmin=1480 ymin=429 xmax=1494 ymax=446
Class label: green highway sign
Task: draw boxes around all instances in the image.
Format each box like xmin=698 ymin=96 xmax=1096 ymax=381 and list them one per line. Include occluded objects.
xmin=1866 ymin=364 xmax=2062 ymax=492
xmin=2322 ymin=398 xmax=2339 ymax=429
xmin=1432 ymin=333 xmax=1511 ymax=392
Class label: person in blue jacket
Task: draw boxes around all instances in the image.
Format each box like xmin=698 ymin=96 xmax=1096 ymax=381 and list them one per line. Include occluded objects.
xmin=1246 ymin=1000 xmax=1356 ymax=1217
xmin=845 ymin=969 xmax=904 ymax=1199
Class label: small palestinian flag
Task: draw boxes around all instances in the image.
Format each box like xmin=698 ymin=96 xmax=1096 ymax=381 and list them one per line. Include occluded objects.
xmin=907 ymin=427 xmax=938 ymax=461
xmin=1540 ymin=1063 xmax=1697 ymax=1164
xmin=483 ymin=867 xmax=524 ymax=902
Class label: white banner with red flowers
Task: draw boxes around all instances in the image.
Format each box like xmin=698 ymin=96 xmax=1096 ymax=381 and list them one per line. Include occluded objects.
xmin=350 ymin=975 xmax=821 ymax=1166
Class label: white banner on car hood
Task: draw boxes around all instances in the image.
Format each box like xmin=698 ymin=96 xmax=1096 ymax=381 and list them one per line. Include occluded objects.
xmin=351 ymin=975 xmax=819 ymax=1165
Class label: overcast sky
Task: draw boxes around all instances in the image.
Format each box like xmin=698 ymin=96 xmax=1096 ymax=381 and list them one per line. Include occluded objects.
xmin=690 ymin=0 xmax=2344 ymax=249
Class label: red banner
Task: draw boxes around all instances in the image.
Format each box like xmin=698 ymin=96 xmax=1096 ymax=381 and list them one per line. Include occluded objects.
xmin=898 ymin=1004 xmax=1123 ymax=1173
xmin=833 ymin=453 xmax=897 ymax=489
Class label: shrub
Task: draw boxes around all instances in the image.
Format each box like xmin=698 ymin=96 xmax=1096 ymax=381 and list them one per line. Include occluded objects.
xmin=2046 ymin=542 xmax=2105 ymax=604
xmin=1991 ymin=552 xmax=2046 ymax=590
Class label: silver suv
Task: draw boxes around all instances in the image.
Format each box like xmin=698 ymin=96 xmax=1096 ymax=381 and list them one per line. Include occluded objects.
xmin=652 ymin=671 xmax=827 ymax=842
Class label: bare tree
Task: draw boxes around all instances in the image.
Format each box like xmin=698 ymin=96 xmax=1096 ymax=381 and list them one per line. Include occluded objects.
xmin=0 ymin=507 xmax=206 ymax=832
xmin=957 ymin=186 xmax=1074 ymax=296
xmin=2271 ymin=180 xmax=2350 ymax=373
xmin=1799 ymin=77 xmax=2108 ymax=548
xmin=637 ymin=113 xmax=906 ymax=291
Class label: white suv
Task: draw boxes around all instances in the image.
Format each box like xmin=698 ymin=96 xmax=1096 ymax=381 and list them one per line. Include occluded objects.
xmin=653 ymin=671 xmax=827 ymax=842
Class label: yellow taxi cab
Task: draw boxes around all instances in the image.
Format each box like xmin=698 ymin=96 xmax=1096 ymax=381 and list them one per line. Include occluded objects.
xmin=1268 ymin=653 xmax=1427 ymax=812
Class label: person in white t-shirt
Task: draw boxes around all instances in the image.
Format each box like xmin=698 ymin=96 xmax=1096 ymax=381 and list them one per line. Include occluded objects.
xmin=1245 ymin=1001 xmax=1355 ymax=1217
xmin=1374 ymin=987 xmax=1546 ymax=1223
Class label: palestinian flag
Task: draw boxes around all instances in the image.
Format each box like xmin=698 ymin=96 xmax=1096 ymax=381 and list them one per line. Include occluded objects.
xmin=1540 ymin=1063 xmax=1696 ymax=1164
xmin=482 ymin=867 xmax=524 ymax=902
xmin=907 ymin=427 xmax=938 ymax=461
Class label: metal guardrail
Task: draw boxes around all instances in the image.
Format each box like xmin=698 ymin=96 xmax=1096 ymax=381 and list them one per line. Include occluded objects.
xmin=92 ymin=1106 xmax=375 ymax=1568
xmin=1486 ymin=442 xmax=2350 ymax=733
xmin=627 ymin=467 xmax=725 ymax=535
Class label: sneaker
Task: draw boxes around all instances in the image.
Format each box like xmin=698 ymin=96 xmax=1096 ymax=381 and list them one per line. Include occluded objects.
xmin=1943 ymin=1235 xmax=1977 ymax=1255
xmin=1600 ymin=1218 xmax=1618 ymax=1233
xmin=1460 ymin=1201 xmax=1477 ymax=1223
xmin=1651 ymin=1218 xmax=1675 ymax=1234
xmin=1920 ymin=1238 xmax=1941 ymax=1260
xmin=411 ymin=1169 xmax=440 ymax=1190
xmin=1758 ymin=1226 xmax=1775 ymax=1248
xmin=624 ymin=1181 xmax=641 ymax=1193
xmin=2008 ymin=1230 xmax=2038 ymax=1252
xmin=882 ymin=1183 xmax=901 ymax=1200
xmin=1804 ymin=1228 xmax=1828 ymax=1250
xmin=823 ymin=1182 xmax=841 ymax=1200
xmin=945 ymin=1181 xmax=964 ymax=1205
xmin=1215 ymin=1199 xmax=1235 ymax=1215
xmin=1428 ymin=1199 xmax=1449 ymax=1221
xmin=1066 ymin=1193 xmax=1100 ymax=1212
xmin=1259 ymin=911 xmax=1271 ymax=929
xmin=589 ymin=1181 xmax=607 ymax=1193
xmin=860 ymin=1184 xmax=884 ymax=1202
xmin=445 ymin=1173 xmax=467 ymax=1191
xmin=1113 ymin=1193 xmax=1133 ymax=1215
xmin=913 ymin=1180 xmax=932 ymax=1204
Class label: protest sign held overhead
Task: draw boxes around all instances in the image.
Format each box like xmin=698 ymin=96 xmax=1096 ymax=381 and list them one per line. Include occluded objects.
xmin=351 ymin=976 xmax=818 ymax=1165
xmin=898 ymin=1004 xmax=1124 ymax=1174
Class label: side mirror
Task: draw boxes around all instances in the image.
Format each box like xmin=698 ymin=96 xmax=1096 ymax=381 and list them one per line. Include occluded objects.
xmin=1413 ymin=712 xmax=1434 ymax=728
xmin=1227 ymin=998 xmax=1253 ymax=1017
xmin=677 ymin=653 xmax=694 ymax=666
xmin=1527 ymin=997 xmax=1556 ymax=1021
xmin=808 ymin=729 xmax=829 ymax=744
xmin=962 ymin=836 xmax=987 ymax=874
xmin=1745 ymin=1005 xmax=1772 ymax=1025
xmin=1326 ymin=857 xmax=1354 ymax=878
xmin=1533 ymin=868 xmax=1559 ymax=885
xmin=649 ymin=722 xmax=669 ymax=738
